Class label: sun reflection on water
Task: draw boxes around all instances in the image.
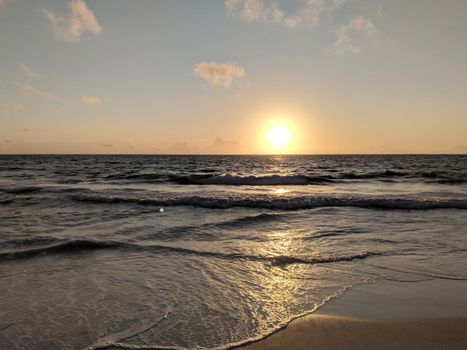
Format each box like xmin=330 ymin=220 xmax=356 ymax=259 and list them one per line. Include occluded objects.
xmin=273 ymin=188 xmax=290 ymax=195
xmin=250 ymin=229 xmax=326 ymax=321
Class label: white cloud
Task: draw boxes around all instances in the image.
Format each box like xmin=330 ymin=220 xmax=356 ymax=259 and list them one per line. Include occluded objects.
xmin=194 ymin=61 xmax=245 ymax=88
xmin=19 ymin=83 xmax=54 ymax=99
xmin=349 ymin=16 xmax=376 ymax=37
xmin=20 ymin=83 xmax=42 ymax=96
xmin=43 ymin=0 xmax=102 ymax=42
xmin=0 ymin=103 xmax=24 ymax=112
xmin=81 ymin=95 xmax=102 ymax=105
xmin=226 ymin=0 xmax=344 ymax=28
xmin=327 ymin=16 xmax=376 ymax=55
xmin=19 ymin=63 xmax=41 ymax=79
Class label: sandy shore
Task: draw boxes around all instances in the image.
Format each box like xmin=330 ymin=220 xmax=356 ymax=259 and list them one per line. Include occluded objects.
xmin=237 ymin=279 xmax=467 ymax=350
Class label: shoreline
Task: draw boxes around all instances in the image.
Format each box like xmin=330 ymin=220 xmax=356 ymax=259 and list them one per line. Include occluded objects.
xmin=235 ymin=278 xmax=467 ymax=350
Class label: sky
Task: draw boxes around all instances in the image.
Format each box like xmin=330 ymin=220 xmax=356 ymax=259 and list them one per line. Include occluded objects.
xmin=1 ymin=0 xmax=466 ymax=154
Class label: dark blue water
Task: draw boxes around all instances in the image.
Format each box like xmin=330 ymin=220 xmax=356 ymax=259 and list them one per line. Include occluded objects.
xmin=0 ymin=155 xmax=466 ymax=349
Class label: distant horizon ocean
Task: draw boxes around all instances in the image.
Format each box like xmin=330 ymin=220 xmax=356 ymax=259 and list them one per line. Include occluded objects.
xmin=2 ymin=153 xmax=466 ymax=155
xmin=1 ymin=154 xmax=466 ymax=349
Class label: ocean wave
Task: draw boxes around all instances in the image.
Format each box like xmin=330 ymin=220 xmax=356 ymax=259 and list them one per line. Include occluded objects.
xmin=433 ymin=178 xmax=466 ymax=185
xmin=340 ymin=170 xmax=409 ymax=179
xmin=0 ymin=239 xmax=123 ymax=261
xmin=0 ymin=237 xmax=384 ymax=266
xmin=210 ymin=212 xmax=289 ymax=228
xmin=339 ymin=170 xmax=466 ymax=184
xmin=71 ymin=193 xmax=467 ymax=210
xmin=137 ymin=213 xmax=289 ymax=241
xmin=100 ymin=169 xmax=466 ymax=185
xmin=0 ymin=186 xmax=43 ymax=194
xmin=2 ymin=236 xmax=61 ymax=247
xmin=101 ymin=173 xmax=335 ymax=185
xmin=172 ymin=174 xmax=335 ymax=186
xmin=0 ymin=185 xmax=93 ymax=198
xmin=105 ymin=173 xmax=166 ymax=181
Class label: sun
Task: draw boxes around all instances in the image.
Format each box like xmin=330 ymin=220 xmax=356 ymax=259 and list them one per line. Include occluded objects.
xmin=267 ymin=124 xmax=292 ymax=152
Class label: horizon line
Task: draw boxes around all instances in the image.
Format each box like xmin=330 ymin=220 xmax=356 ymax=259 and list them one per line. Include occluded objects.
xmin=0 ymin=153 xmax=466 ymax=156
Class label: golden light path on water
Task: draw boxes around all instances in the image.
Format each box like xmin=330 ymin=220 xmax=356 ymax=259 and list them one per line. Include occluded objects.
xmin=247 ymin=186 xmax=339 ymax=322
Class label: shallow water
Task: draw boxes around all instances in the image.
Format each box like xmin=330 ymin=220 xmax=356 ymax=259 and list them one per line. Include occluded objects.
xmin=0 ymin=155 xmax=466 ymax=349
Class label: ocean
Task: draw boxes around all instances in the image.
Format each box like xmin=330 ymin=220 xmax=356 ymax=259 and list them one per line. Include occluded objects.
xmin=0 ymin=155 xmax=466 ymax=349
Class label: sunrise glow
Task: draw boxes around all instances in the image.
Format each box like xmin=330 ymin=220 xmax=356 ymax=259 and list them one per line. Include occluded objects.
xmin=268 ymin=124 xmax=291 ymax=148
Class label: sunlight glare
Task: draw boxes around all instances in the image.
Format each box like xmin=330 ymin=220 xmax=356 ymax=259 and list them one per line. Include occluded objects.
xmin=267 ymin=124 xmax=292 ymax=152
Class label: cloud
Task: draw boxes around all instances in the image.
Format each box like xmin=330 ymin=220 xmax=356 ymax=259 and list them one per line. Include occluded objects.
xmin=20 ymin=83 xmax=42 ymax=96
xmin=81 ymin=95 xmax=102 ymax=105
xmin=19 ymin=63 xmax=41 ymax=79
xmin=327 ymin=16 xmax=376 ymax=55
xmin=0 ymin=103 xmax=24 ymax=112
xmin=43 ymin=0 xmax=102 ymax=42
xmin=168 ymin=141 xmax=190 ymax=153
xmin=20 ymin=128 xmax=31 ymax=132
xmin=226 ymin=0 xmax=344 ymax=28
xmin=194 ymin=61 xmax=245 ymax=88
xmin=19 ymin=83 xmax=54 ymax=99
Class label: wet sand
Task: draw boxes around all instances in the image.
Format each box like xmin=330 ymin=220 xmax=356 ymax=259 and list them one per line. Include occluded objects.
xmin=237 ymin=279 xmax=467 ymax=350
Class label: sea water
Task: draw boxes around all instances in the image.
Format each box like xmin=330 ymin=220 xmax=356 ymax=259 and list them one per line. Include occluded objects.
xmin=0 ymin=155 xmax=466 ymax=349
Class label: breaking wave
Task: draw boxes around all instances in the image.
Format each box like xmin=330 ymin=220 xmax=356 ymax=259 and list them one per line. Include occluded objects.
xmin=71 ymin=193 xmax=467 ymax=210
xmin=172 ymin=174 xmax=335 ymax=185
xmin=100 ymin=170 xmax=466 ymax=185
xmin=0 ymin=186 xmax=43 ymax=194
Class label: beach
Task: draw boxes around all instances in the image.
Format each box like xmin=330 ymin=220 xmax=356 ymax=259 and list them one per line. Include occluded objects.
xmin=239 ymin=279 xmax=467 ymax=350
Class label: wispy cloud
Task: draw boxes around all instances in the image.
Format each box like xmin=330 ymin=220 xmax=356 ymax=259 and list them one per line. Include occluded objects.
xmin=226 ymin=0 xmax=344 ymax=28
xmin=43 ymin=0 xmax=102 ymax=42
xmin=194 ymin=61 xmax=245 ymax=88
xmin=19 ymin=63 xmax=41 ymax=79
xmin=327 ymin=16 xmax=376 ymax=55
xmin=0 ymin=103 xmax=24 ymax=112
xmin=81 ymin=96 xmax=104 ymax=105
xmin=19 ymin=83 xmax=54 ymax=99
xmin=20 ymin=83 xmax=42 ymax=96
